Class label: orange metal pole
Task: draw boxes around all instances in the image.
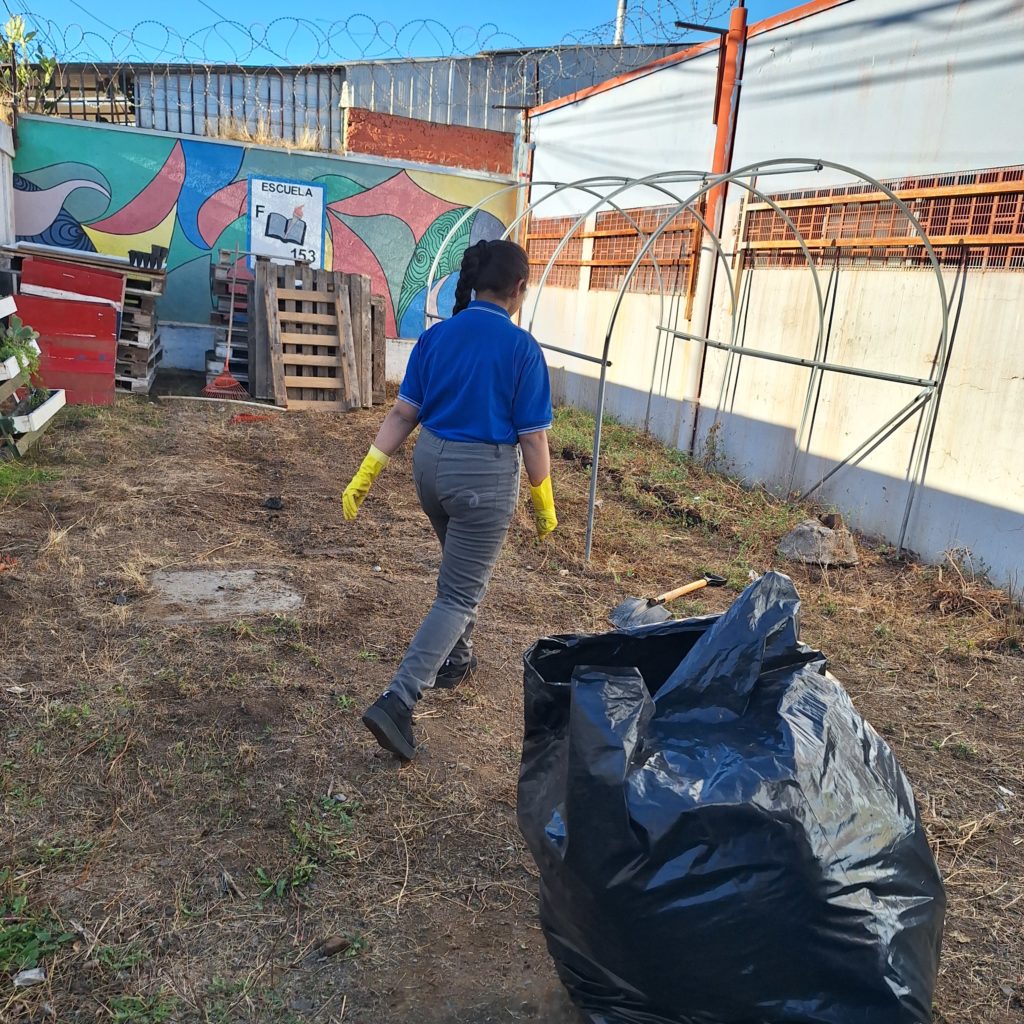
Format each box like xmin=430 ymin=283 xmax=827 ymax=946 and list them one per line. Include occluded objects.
xmin=706 ymin=3 xmax=749 ymax=233
xmin=688 ymin=2 xmax=748 ymax=454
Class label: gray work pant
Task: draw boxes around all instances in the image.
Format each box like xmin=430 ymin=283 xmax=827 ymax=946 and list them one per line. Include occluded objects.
xmin=387 ymin=429 xmax=521 ymax=709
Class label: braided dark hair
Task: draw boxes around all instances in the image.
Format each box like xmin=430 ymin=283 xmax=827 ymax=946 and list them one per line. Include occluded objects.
xmin=452 ymin=239 xmax=529 ymax=315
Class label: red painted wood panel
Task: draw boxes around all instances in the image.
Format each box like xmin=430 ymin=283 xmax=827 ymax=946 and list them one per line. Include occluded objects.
xmin=21 ymin=257 xmax=125 ymax=308
xmin=15 ymin=293 xmax=118 ymax=406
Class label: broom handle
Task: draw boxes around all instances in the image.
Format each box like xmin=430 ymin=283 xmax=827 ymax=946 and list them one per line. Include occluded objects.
xmin=223 ymin=245 xmax=238 ymax=370
xmin=654 ymin=578 xmax=710 ymax=605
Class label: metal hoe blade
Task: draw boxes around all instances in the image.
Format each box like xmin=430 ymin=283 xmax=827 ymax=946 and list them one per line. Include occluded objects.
xmin=608 ymin=596 xmax=675 ymax=630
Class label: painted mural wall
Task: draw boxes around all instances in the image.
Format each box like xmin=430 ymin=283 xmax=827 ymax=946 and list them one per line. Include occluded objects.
xmin=11 ymin=116 xmax=515 ymax=339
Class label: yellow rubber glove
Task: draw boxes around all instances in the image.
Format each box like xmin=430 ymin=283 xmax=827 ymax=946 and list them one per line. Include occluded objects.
xmin=342 ymin=445 xmax=390 ymax=520
xmin=529 ymin=476 xmax=558 ymax=540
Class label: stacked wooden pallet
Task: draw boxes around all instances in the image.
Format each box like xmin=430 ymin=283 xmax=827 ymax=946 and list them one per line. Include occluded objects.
xmin=115 ymin=267 xmax=164 ymax=395
xmin=207 ymin=251 xmax=250 ymax=389
xmin=249 ymin=260 xmax=385 ymax=410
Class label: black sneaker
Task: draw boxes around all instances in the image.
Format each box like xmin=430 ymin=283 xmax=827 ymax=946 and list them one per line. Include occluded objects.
xmin=362 ymin=692 xmax=416 ymax=762
xmin=434 ymin=655 xmax=478 ymax=690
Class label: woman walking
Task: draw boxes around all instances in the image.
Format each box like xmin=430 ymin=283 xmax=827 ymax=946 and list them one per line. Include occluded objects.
xmin=341 ymin=239 xmax=557 ymax=762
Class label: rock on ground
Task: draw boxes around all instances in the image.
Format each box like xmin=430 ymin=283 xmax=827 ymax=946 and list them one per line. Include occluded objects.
xmin=779 ymin=518 xmax=859 ymax=567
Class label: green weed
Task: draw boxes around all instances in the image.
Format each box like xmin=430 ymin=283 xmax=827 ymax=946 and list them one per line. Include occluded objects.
xmin=107 ymin=993 xmax=177 ymax=1024
xmin=0 ymin=461 xmax=57 ymax=498
xmin=99 ymin=940 xmax=150 ymax=971
xmin=253 ymin=859 xmax=318 ymax=899
xmin=30 ymin=836 xmax=94 ymax=865
xmin=0 ymin=871 xmax=75 ymax=970
xmin=50 ymin=701 xmax=91 ymax=729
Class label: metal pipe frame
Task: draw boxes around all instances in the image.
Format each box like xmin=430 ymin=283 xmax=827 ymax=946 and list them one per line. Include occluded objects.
xmin=509 ymin=171 xmax=769 ymax=562
xmin=798 ymin=389 xmax=935 ymax=501
xmin=422 ymin=177 xmax=682 ymax=378
xmin=424 ymin=177 xmax=633 ymax=328
xmin=426 ymin=175 xmax=744 ymax=540
xmin=663 ymin=330 xmax=938 ymax=389
xmin=638 ymin=159 xmax=949 ymax=555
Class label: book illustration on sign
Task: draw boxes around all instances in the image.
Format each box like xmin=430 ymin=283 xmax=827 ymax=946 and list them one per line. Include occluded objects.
xmin=265 ymin=206 xmax=307 ymax=246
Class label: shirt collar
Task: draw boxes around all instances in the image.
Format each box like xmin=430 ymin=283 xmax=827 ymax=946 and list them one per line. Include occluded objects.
xmin=468 ymin=300 xmax=511 ymax=319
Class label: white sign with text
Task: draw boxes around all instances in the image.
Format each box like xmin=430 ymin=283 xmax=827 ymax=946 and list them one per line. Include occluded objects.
xmin=247 ymin=176 xmax=327 ymax=269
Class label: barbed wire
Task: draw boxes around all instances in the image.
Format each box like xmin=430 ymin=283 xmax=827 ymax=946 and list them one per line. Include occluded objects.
xmin=4 ymin=4 xmax=730 ymax=143
xmin=14 ymin=3 xmax=731 ymax=66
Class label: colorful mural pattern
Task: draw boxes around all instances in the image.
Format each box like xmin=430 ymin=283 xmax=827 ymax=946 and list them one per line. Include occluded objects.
xmin=13 ymin=119 xmax=513 ymax=337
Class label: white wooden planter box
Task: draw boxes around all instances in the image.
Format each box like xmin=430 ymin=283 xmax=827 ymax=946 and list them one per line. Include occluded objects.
xmin=0 ymin=340 xmax=40 ymax=382
xmin=10 ymin=388 xmax=66 ymax=434
xmin=0 ymin=355 xmax=20 ymax=382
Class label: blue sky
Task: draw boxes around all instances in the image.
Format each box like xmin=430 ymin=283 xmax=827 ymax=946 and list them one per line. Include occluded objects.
xmin=8 ymin=1 xmax=797 ymax=62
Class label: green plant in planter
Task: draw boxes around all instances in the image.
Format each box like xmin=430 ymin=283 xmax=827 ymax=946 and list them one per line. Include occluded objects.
xmin=0 ymin=315 xmax=42 ymax=383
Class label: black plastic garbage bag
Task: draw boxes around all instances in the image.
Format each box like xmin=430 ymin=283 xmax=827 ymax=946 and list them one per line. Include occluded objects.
xmin=518 ymin=572 xmax=944 ymax=1024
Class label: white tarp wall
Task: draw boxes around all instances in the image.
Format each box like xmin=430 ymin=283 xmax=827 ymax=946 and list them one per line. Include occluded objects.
xmin=527 ymin=0 xmax=1024 ymax=587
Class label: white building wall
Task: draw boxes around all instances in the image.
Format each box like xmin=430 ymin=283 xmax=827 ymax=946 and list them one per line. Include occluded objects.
xmin=528 ymin=46 xmax=724 ymax=447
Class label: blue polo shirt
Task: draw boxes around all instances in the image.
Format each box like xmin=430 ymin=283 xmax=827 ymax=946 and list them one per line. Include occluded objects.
xmin=398 ymin=301 xmax=552 ymax=445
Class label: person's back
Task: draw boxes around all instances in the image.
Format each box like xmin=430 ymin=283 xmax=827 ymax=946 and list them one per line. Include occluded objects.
xmin=399 ymin=300 xmax=551 ymax=446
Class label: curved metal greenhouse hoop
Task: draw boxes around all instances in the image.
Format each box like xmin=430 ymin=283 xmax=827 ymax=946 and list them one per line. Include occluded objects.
xmin=519 ymin=174 xmax=708 ymax=337
xmin=810 ymin=159 xmax=949 ymax=546
xmin=424 ymin=176 xmax=744 ymax=390
xmin=504 ymin=177 xmax=678 ymax=339
xmin=426 ymin=175 xmax=742 ymax=342
xmin=510 ymin=177 xmax=743 ymax=436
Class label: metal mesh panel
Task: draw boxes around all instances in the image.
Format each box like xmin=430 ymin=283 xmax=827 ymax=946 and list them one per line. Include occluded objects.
xmin=744 ymin=165 xmax=1024 ymax=270
xmin=590 ymin=206 xmax=697 ymax=294
xmin=526 ymin=217 xmax=583 ymax=289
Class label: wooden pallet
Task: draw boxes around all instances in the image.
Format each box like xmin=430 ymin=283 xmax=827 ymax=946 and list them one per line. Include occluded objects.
xmin=118 ymin=323 xmax=155 ymax=348
xmin=371 ymin=295 xmax=386 ymax=404
xmin=115 ymin=364 xmax=159 ymax=394
xmin=118 ymin=329 xmax=160 ymax=352
xmin=117 ymin=341 xmax=162 ymax=377
xmin=123 ymin=290 xmax=158 ymax=311
xmin=121 ymin=305 xmax=156 ymax=329
xmin=256 ymin=262 xmax=360 ymax=411
xmin=206 ymin=350 xmax=247 ymax=374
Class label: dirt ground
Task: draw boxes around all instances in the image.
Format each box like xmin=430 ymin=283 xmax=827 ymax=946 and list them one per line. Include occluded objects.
xmin=1 ymin=394 xmax=1021 ymax=1024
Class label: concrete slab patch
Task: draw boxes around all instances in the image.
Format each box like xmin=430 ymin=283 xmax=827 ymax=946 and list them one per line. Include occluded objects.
xmin=150 ymin=568 xmax=304 ymax=621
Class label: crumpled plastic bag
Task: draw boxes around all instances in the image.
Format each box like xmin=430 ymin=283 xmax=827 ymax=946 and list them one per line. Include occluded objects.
xmin=518 ymin=572 xmax=944 ymax=1024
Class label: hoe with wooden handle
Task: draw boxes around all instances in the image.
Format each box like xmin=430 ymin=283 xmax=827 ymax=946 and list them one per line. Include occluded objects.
xmin=608 ymin=573 xmax=728 ymax=629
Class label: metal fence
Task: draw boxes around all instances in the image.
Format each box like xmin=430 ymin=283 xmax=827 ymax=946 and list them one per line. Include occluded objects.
xmin=38 ymin=45 xmax=680 ymax=148
xmin=6 ymin=8 xmax=735 ymax=147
